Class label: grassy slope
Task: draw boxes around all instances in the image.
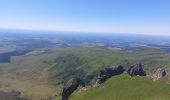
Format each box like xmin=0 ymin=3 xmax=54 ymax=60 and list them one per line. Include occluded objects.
xmin=0 ymin=50 xmax=64 ymax=100
xmin=0 ymin=47 xmax=170 ymax=99
xmin=70 ymin=74 xmax=170 ymax=100
xmin=49 ymin=47 xmax=170 ymax=84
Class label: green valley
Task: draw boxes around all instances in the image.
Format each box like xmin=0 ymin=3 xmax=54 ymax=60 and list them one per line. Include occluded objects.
xmin=0 ymin=47 xmax=170 ymax=99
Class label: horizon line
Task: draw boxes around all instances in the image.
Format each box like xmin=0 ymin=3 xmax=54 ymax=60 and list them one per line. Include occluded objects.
xmin=0 ymin=28 xmax=170 ymax=37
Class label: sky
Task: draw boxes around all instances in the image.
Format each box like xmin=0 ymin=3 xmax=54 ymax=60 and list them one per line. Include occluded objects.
xmin=0 ymin=0 xmax=170 ymax=35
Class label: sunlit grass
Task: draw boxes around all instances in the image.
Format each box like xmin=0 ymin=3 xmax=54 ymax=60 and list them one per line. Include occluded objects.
xmin=70 ymin=74 xmax=170 ymax=100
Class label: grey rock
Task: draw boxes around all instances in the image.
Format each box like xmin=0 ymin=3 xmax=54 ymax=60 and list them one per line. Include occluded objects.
xmin=151 ymin=68 xmax=166 ymax=81
xmin=62 ymin=78 xmax=84 ymax=100
xmin=96 ymin=65 xmax=125 ymax=84
xmin=127 ymin=63 xmax=146 ymax=76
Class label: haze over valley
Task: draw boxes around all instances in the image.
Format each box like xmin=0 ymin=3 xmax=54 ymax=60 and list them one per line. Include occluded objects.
xmin=0 ymin=0 xmax=170 ymax=100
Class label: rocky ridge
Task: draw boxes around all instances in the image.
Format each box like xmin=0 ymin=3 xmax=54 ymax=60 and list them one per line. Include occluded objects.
xmin=127 ymin=63 xmax=146 ymax=76
xmin=151 ymin=68 xmax=166 ymax=81
xmin=62 ymin=78 xmax=84 ymax=100
xmin=96 ymin=65 xmax=125 ymax=84
xmin=61 ymin=63 xmax=167 ymax=100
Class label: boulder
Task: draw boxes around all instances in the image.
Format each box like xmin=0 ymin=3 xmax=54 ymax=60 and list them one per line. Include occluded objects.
xmin=96 ymin=65 xmax=125 ymax=84
xmin=151 ymin=68 xmax=166 ymax=81
xmin=62 ymin=78 xmax=84 ymax=100
xmin=127 ymin=63 xmax=146 ymax=76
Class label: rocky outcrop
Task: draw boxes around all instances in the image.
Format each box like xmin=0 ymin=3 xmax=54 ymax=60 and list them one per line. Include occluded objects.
xmin=127 ymin=63 xmax=146 ymax=76
xmin=151 ymin=68 xmax=166 ymax=81
xmin=96 ymin=65 xmax=125 ymax=84
xmin=62 ymin=78 xmax=84 ymax=100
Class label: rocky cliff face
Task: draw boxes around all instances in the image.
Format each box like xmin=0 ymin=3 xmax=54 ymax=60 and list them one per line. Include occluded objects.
xmin=96 ymin=65 xmax=125 ymax=84
xmin=127 ymin=63 xmax=146 ymax=76
xmin=151 ymin=68 xmax=166 ymax=81
xmin=62 ymin=78 xmax=84 ymax=100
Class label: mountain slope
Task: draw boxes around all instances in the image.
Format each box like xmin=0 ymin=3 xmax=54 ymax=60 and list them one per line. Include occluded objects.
xmin=0 ymin=47 xmax=170 ymax=99
xmin=70 ymin=74 xmax=170 ymax=100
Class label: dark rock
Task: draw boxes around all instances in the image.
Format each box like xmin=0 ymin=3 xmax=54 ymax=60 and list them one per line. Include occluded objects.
xmin=96 ymin=65 xmax=125 ymax=84
xmin=62 ymin=78 xmax=84 ymax=100
xmin=151 ymin=68 xmax=166 ymax=81
xmin=127 ymin=63 xmax=146 ymax=76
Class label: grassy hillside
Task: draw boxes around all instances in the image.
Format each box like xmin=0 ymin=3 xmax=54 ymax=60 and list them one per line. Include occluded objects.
xmin=49 ymin=48 xmax=170 ymax=83
xmin=0 ymin=47 xmax=170 ymax=99
xmin=70 ymin=74 xmax=170 ymax=100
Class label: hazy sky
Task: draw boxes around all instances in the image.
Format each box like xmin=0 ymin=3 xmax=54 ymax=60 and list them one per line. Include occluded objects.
xmin=0 ymin=0 xmax=170 ymax=35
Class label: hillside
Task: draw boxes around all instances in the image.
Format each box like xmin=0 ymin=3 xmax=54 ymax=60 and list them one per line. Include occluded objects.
xmin=0 ymin=47 xmax=170 ymax=99
xmin=70 ymin=74 xmax=170 ymax=100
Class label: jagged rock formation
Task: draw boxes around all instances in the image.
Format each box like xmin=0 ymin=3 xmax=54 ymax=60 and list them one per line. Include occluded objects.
xmin=96 ymin=65 xmax=125 ymax=84
xmin=62 ymin=78 xmax=84 ymax=100
xmin=127 ymin=63 xmax=146 ymax=76
xmin=151 ymin=68 xmax=166 ymax=81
